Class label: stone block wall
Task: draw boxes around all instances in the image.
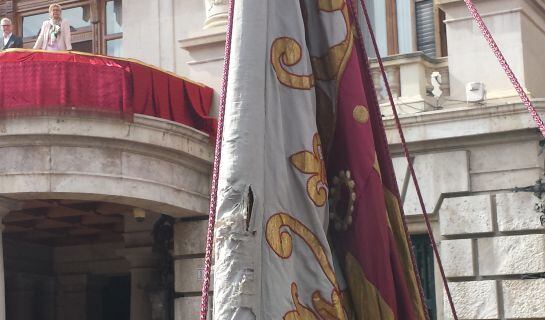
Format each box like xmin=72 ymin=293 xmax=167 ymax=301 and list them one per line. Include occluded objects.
xmin=173 ymin=218 xmax=211 ymax=320
xmin=439 ymin=192 xmax=545 ymax=319
xmin=392 ymin=150 xmax=470 ymax=216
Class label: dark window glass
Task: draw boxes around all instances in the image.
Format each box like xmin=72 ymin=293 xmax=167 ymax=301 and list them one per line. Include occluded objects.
xmin=72 ymin=40 xmax=93 ymax=53
xmin=415 ymin=0 xmax=436 ymax=57
xmin=102 ymin=275 xmax=130 ymax=320
xmin=107 ymin=38 xmax=122 ymax=57
xmin=22 ymin=6 xmax=91 ymax=38
xmin=22 ymin=12 xmax=48 ymax=37
xmin=411 ymin=234 xmax=437 ymax=320
xmin=106 ymin=0 xmax=123 ymax=35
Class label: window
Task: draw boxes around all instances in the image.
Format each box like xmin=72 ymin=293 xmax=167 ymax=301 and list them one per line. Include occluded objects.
xmin=415 ymin=0 xmax=436 ymax=57
xmin=17 ymin=0 xmax=122 ymax=57
xmin=411 ymin=234 xmax=437 ymax=320
xmin=104 ymin=0 xmax=123 ymax=57
xmin=414 ymin=0 xmax=448 ymax=57
xmin=397 ymin=0 xmax=415 ymax=54
xmin=22 ymin=6 xmax=91 ymax=39
xmin=357 ymin=0 xmax=447 ymax=58
xmin=359 ymin=0 xmax=389 ymax=57
xmin=106 ymin=38 xmax=122 ymax=57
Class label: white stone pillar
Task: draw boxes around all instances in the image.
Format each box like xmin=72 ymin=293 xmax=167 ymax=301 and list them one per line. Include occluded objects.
xmin=438 ymin=0 xmax=545 ymax=100
xmin=0 ymin=198 xmax=22 ymax=320
xmin=173 ymin=219 xmax=211 ymax=320
xmin=203 ymin=0 xmax=228 ymax=29
xmin=119 ymin=211 xmax=161 ymax=320
xmin=119 ymin=247 xmax=160 ymax=320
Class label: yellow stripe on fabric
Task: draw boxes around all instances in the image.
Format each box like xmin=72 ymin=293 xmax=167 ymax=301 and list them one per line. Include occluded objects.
xmin=345 ymin=253 xmax=395 ymax=320
xmin=383 ymin=188 xmax=427 ymax=320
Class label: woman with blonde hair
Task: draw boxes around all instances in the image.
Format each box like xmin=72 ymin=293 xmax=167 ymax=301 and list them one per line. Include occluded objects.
xmin=33 ymin=3 xmax=72 ymax=51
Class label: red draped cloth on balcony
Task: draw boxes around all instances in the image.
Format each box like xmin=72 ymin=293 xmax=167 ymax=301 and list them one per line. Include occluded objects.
xmin=0 ymin=50 xmax=216 ymax=138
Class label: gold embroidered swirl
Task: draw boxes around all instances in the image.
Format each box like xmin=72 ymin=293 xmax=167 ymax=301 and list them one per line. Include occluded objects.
xmin=284 ymin=283 xmax=319 ymax=320
xmin=266 ymin=213 xmax=345 ymax=320
xmin=310 ymin=5 xmax=353 ymax=82
xmin=318 ymin=0 xmax=345 ymax=11
xmin=271 ymin=37 xmax=315 ymax=90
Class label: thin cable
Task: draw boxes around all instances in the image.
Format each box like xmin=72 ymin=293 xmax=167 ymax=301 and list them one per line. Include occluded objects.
xmin=353 ymin=0 xmax=459 ymax=318
xmin=199 ymin=0 xmax=236 ymax=318
xmin=463 ymin=0 xmax=545 ymax=138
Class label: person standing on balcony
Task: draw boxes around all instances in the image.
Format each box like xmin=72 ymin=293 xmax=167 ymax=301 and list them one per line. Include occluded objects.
xmin=33 ymin=3 xmax=72 ymax=51
xmin=1 ymin=18 xmax=23 ymax=50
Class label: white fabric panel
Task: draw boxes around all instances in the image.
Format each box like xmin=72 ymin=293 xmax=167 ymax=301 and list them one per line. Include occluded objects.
xmin=213 ymin=0 xmax=267 ymax=318
xmin=213 ymin=0 xmax=344 ymax=319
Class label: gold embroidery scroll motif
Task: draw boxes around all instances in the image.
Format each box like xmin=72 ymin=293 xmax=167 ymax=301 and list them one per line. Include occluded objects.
xmin=271 ymin=37 xmax=315 ymax=90
xmin=345 ymin=253 xmax=395 ymax=320
xmin=266 ymin=212 xmax=346 ymax=320
xmin=383 ymin=188 xmax=427 ymax=320
xmin=310 ymin=4 xmax=353 ymax=82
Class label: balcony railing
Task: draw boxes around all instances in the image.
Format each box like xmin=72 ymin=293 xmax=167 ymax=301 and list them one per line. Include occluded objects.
xmin=369 ymin=52 xmax=449 ymax=116
xmin=0 ymin=49 xmax=216 ymax=138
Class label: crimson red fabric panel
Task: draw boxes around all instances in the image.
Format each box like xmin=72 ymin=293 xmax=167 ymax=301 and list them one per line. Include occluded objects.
xmin=0 ymin=50 xmax=216 ymax=137
xmin=0 ymin=50 xmax=132 ymax=118
xmin=117 ymin=58 xmax=217 ymax=138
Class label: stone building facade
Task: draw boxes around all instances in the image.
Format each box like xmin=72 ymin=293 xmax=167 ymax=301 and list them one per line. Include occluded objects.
xmin=0 ymin=0 xmax=544 ymax=319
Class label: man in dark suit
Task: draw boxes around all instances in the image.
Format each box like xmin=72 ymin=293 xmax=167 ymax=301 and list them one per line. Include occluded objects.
xmin=1 ymin=18 xmax=23 ymax=50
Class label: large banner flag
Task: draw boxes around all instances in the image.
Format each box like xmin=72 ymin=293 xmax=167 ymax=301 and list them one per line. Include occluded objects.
xmin=213 ymin=0 xmax=427 ymax=319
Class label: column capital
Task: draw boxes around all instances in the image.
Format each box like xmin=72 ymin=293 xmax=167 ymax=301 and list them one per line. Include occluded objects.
xmin=203 ymin=0 xmax=228 ymax=29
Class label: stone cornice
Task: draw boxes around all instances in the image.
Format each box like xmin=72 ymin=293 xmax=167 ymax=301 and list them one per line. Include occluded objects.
xmin=369 ymin=51 xmax=447 ymax=66
xmin=384 ymin=99 xmax=545 ymax=144
xmin=0 ymin=115 xmax=214 ymax=169
xmin=178 ymin=26 xmax=226 ymax=51
xmin=0 ymin=115 xmax=213 ymax=217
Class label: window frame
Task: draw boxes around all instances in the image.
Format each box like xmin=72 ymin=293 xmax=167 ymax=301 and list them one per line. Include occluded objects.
xmin=14 ymin=0 xmax=122 ymax=56
xmin=18 ymin=1 xmax=94 ymax=48
xmin=413 ymin=0 xmax=448 ymax=58
xmin=102 ymin=0 xmax=122 ymax=56
xmin=385 ymin=0 xmax=399 ymax=55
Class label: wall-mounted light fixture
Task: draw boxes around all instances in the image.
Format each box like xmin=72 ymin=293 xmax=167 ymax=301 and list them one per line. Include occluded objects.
xmin=132 ymin=207 xmax=146 ymax=222
xmin=512 ymin=179 xmax=545 ymax=226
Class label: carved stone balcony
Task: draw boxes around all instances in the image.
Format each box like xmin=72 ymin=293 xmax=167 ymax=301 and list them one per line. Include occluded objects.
xmin=369 ymin=52 xmax=449 ymax=116
xmin=0 ymin=50 xmax=215 ymax=220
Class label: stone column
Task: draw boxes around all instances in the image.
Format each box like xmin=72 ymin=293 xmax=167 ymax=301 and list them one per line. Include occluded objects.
xmin=0 ymin=198 xmax=21 ymax=320
xmin=438 ymin=0 xmax=545 ymax=100
xmin=119 ymin=247 xmax=160 ymax=320
xmin=173 ymin=219 xmax=210 ymax=320
xmin=56 ymin=275 xmax=89 ymax=320
xmin=119 ymin=211 xmax=161 ymax=320
xmin=203 ymin=0 xmax=228 ymax=29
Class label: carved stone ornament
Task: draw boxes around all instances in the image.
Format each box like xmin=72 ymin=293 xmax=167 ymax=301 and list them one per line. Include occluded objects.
xmin=204 ymin=0 xmax=229 ymax=29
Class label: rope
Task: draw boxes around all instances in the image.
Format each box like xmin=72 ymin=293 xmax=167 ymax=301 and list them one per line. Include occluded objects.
xmin=463 ymin=0 xmax=545 ymax=138
xmin=353 ymin=0 xmax=459 ymax=319
xmin=199 ymin=0 xmax=236 ymax=318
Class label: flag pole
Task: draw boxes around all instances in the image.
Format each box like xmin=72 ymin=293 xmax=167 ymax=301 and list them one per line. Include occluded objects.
xmin=200 ymin=0 xmax=236 ymax=318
